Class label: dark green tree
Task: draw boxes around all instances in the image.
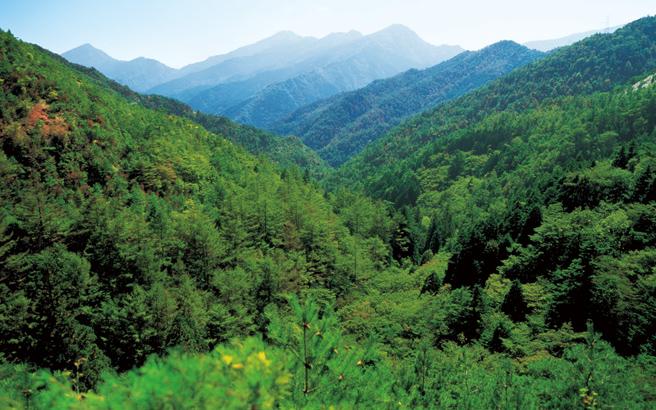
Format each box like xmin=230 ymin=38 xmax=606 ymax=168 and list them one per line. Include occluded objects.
xmin=501 ymin=280 xmax=528 ymax=322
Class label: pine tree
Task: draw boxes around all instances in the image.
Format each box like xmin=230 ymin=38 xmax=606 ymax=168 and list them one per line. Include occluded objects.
xmin=266 ymin=295 xmax=392 ymax=407
xmin=420 ymin=272 xmax=441 ymax=295
xmin=612 ymin=146 xmax=629 ymax=169
xmin=423 ymin=215 xmax=441 ymax=255
xmin=464 ymin=285 xmax=487 ymax=340
xmin=633 ymin=164 xmax=656 ymax=203
xmin=501 ymin=280 xmax=528 ymax=322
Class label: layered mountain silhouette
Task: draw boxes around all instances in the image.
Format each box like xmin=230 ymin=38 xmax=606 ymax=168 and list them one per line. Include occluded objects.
xmin=62 ymin=44 xmax=179 ymax=92
xmin=274 ymin=41 xmax=543 ymax=165
xmin=330 ymin=16 xmax=656 ymax=204
xmin=164 ymin=25 xmax=463 ymax=126
xmin=62 ymin=26 xmax=463 ymax=126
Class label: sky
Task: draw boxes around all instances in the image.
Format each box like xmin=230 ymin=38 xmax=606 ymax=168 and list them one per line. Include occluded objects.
xmin=0 ymin=0 xmax=653 ymax=68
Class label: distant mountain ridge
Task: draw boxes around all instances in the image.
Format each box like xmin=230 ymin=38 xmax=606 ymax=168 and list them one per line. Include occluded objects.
xmin=61 ymin=26 xmax=463 ymax=126
xmin=62 ymin=44 xmax=179 ymax=92
xmin=274 ymin=40 xmax=543 ymax=165
xmin=524 ymin=25 xmax=622 ymax=51
xmin=330 ymin=16 xmax=656 ymax=204
xmin=159 ymin=25 xmax=464 ymax=126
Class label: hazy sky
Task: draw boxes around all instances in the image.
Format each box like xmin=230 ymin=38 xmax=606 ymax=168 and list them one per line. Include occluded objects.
xmin=1 ymin=0 xmax=653 ymax=68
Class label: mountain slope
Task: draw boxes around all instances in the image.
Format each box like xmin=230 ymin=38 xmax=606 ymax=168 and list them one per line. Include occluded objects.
xmin=219 ymin=39 xmax=463 ymax=130
xmin=58 ymin=57 xmax=326 ymax=176
xmin=3 ymin=20 xmax=656 ymax=409
xmin=331 ymin=16 xmax=656 ymax=201
xmin=62 ymin=44 xmax=179 ymax=92
xmin=275 ymin=41 xmax=543 ymax=165
xmin=176 ymin=30 xmax=318 ymax=76
xmin=147 ymin=34 xmax=322 ymax=99
xmin=3 ymin=28 xmax=656 ymax=408
xmin=0 ymin=29 xmax=383 ymax=387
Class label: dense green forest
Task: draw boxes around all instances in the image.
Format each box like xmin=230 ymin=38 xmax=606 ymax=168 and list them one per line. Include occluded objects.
xmin=62 ymin=60 xmax=328 ymax=178
xmin=1 ymin=15 xmax=656 ymax=410
xmin=274 ymin=41 xmax=542 ymax=166
xmin=331 ymin=16 xmax=656 ymax=199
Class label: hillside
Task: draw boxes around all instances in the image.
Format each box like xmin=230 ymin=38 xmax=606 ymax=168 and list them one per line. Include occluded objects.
xmin=275 ymin=41 xmax=543 ymax=165
xmin=0 ymin=29 xmax=381 ymax=393
xmin=331 ymin=16 xmax=656 ymax=200
xmin=57 ymin=58 xmax=327 ymax=176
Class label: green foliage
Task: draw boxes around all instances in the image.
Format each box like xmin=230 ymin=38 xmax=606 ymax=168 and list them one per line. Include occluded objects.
xmin=0 ymin=28 xmax=388 ymax=390
xmin=331 ymin=16 xmax=656 ymax=201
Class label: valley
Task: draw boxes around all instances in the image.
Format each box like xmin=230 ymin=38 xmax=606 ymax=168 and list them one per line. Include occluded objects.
xmin=1 ymin=7 xmax=655 ymax=409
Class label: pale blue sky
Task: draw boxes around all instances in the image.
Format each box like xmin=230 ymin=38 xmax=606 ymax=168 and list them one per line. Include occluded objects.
xmin=0 ymin=0 xmax=653 ymax=68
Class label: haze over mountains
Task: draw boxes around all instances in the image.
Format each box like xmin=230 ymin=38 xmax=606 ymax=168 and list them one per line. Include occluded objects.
xmin=63 ymin=25 xmax=463 ymax=124
xmin=523 ymin=25 xmax=622 ymax=51
xmin=62 ymin=44 xmax=179 ymax=92
xmin=61 ymin=24 xmax=615 ymax=127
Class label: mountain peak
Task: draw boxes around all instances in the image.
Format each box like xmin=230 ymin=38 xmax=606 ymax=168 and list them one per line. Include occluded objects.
xmin=322 ymin=30 xmax=363 ymax=40
xmin=481 ymin=40 xmax=525 ymax=52
xmin=64 ymin=43 xmax=106 ymax=55
xmin=62 ymin=43 xmax=116 ymax=68
xmin=372 ymin=24 xmax=419 ymax=39
xmin=380 ymin=24 xmax=415 ymax=33
xmin=268 ymin=30 xmax=303 ymax=41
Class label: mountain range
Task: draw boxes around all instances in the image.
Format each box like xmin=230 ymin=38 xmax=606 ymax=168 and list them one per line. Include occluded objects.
xmin=273 ymin=40 xmax=543 ymax=165
xmin=61 ymin=44 xmax=179 ymax=92
xmin=330 ymin=16 xmax=656 ymax=204
xmin=160 ymin=25 xmax=464 ymax=127
xmin=523 ymin=25 xmax=622 ymax=51
xmin=61 ymin=23 xmax=618 ymax=137
xmin=63 ymin=26 xmax=463 ymax=127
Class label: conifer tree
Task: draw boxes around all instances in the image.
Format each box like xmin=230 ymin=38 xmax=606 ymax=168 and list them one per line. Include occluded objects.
xmin=501 ymin=280 xmax=528 ymax=322
xmin=265 ymin=295 xmax=393 ymax=407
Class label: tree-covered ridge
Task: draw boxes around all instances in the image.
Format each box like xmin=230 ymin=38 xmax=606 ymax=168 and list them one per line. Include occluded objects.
xmin=0 ymin=29 xmax=387 ymax=388
xmin=274 ymin=41 xmax=543 ymax=166
xmin=331 ymin=16 xmax=656 ymax=193
xmin=51 ymin=54 xmax=328 ymax=177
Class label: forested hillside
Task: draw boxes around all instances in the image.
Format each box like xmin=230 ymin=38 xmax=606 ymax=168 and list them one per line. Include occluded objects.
xmin=0 ymin=29 xmax=392 ymax=404
xmin=1 ymin=15 xmax=656 ymax=410
xmin=275 ymin=41 xmax=542 ymax=165
xmin=58 ymin=55 xmax=328 ymax=177
xmin=331 ymin=16 xmax=656 ymax=197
